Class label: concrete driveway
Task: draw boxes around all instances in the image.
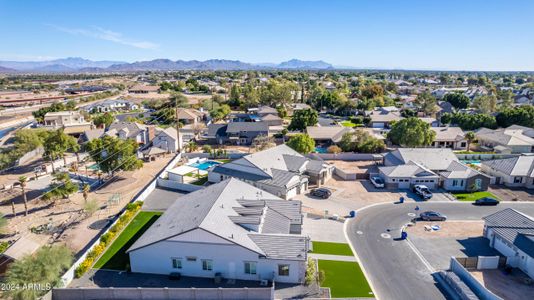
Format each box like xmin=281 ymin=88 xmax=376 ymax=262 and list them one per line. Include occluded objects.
xmin=301 ymin=213 xmax=346 ymax=243
xmin=295 ymin=177 xmax=453 ymax=216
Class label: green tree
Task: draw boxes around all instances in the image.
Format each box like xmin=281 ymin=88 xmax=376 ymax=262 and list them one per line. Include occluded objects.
xmin=86 ymin=135 xmax=143 ymax=175
xmin=388 ymin=117 xmax=436 ymax=147
xmin=360 ymin=84 xmax=384 ymax=100
xmin=497 ymin=89 xmax=514 ymax=111
xmin=4 ymin=245 xmax=72 ymax=300
xmin=93 ymin=112 xmax=115 ymax=128
xmin=496 ymin=105 xmax=534 ymax=128
xmin=443 ymin=93 xmax=470 ymax=109
xmin=415 ymin=92 xmax=438 ymax=116
xmin=65 ymin=100 xmax=77 ymax=110
xmin=450 ymin=113 xmax=497 ymax=130
xmin=209 ymin=104 xmax=231 ymax=121
xmin=42 ymin=129 xmax=80 ymax=173
xmin=170 ymin=92 xmax=189 ymax=108
xmin=83 ymin=199 xmax=99 ymax=217
xmin=465 ymin=131 xmax=476 ymax=152
xmin=288 ymin=109 xmax=318 ymax=131
xmin=339 ymin=130 xmax=385 ymax=153
xmin=286 ymin=133 xmax=315 ymax=154
xmin=229 ymin=84 xmax=241 ymax=102
xmin=242 ymin=83 xmax=260 ymax=108
xmin=473 ymin=95 xmax=497 ymax=114
xmin=42 ymin=172 xmax=78 ymax=203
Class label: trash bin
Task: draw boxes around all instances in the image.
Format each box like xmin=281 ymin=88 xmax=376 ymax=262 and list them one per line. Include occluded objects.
xmin=399 ymin=197 xmax=404 ymax=204
xmin=349 ymin=211 xmax=356 ymax=218
xmin=401 ymin=231 xmax=408 ymax=240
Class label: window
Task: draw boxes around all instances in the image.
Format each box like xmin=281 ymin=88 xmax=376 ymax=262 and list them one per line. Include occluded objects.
xmin=202 ymin=259 xmax=213 ymax=271
xmin=278 ymin=264 xmax=290 ymax=276
xmin=172 ymin=258 xmax=182 ymax=269
xmin=475 ymin=178 xmax=482 ymax=189
xmin=452 ymin=180 xmax=458 ymax=187
xmin=514 ymin=177 xmax=523 ymax=184
xmin=392 ymin=179 xmax=396 ymax=182
xmin=186 ymin=256 xmax=197 ymax=262
xmin=461 ymin=142 xmax=466 ymax=147
xmin=244 ymin=262 xmax=257 ymax=275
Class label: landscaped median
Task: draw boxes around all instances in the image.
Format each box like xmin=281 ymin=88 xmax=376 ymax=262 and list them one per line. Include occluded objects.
xmin=452 ymin=191 xmax=500 ymax=202
xmin=74 ymin=202 xmax=161 ymax=277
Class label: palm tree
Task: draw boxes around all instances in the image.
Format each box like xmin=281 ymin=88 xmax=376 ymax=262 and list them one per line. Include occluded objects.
xmin=465 ymin=131 xmax=476 ymax=152
xmin=18 ymin=176 xmax=28 ymax=216
xmin=82 ymin=184 xmax=90 ymax=203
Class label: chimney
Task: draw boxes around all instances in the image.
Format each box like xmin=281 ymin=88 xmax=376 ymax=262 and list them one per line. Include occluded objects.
xmin=147 ymin=125 xmax=155 ymax=142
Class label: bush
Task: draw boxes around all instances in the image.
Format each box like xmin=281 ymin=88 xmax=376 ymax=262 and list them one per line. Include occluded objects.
xmin=327 ymin=145 xmax=342 ymax=154
xmin=202 ymin=145 xmax=212 ymax=153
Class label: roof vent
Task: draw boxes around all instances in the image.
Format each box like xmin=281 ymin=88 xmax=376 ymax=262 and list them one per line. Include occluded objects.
xmin=230 ymin=234 xmax=234 ymax=239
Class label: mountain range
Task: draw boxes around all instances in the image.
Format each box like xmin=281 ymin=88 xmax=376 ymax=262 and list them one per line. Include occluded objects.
xmin=0 ymin=57 xmax=335 ymax=73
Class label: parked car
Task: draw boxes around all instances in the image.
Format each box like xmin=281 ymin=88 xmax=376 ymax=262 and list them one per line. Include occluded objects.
xmin=370 ymin=176 xmax=385 ymax=188
xmin=420 ymin=211 xmax=447 ymax=221
xmin=413 ymin=185 xmax=432 ymax=200
xmin=474 ymin=197 xmax=499 ymax=206
xmin=310 ymin=188 xmax=332 ymax=199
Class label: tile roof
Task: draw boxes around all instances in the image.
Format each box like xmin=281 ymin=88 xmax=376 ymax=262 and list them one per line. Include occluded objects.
xmin=476 ymin=126 xmax=534 ymax=146
xmin=385 ymin=148 xmax=459 ymax=170
xmin=482 ymin=156 xmax=534 ymax=177
xmin=379 ymin=161 xmax=437 ymax=177
xmin=128 ymin=178 xmax=306 ymax=261
xmin=431 ymin=126 xmax=465 ymax=141
xmin=483 ymin=208 xmax=534 ymax=257
xmin=439 ymin=160 xmax=487 ymax=179
xmin=226 ymin=121 xmax=269 ymax=133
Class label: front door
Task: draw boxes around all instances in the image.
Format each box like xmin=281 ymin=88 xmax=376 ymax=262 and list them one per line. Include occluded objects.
xmin=228 ymin=262 xmax=236 ymax=279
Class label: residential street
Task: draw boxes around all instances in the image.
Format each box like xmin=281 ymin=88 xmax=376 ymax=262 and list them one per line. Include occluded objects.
xmin=346 ymin=202 xmax=534 ymax=300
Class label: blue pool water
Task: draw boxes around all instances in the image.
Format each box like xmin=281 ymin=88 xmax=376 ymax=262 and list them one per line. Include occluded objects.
xmin=315 ymin=146 xmax=328 ymax=154
xmin=461 ymin=159 xmax=481 ymax=165
xmin=189 ymin=160 xmax=221 ymax=170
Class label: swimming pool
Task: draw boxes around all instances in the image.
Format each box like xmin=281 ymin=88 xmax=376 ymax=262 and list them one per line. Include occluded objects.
xmin=461 ymin=159 xmax=481 ymax=166
xmin=315 ymin=146 xmax=328 ymax=154
xmin=189 ymin=160 xmax=221 ymax=170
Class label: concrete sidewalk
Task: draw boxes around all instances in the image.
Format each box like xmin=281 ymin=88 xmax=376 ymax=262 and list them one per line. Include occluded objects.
xmin=309 ymin=253 xmax=357 ymax=262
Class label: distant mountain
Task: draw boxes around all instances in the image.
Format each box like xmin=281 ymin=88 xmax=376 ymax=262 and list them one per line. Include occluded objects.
xmin=0 ymin=57 xmax=126 ymax=72
xmin=277 ymin=59 xmax=333 ymax=69
xmin=106 ymin=59 xmax=255 ymax=71
xmin=0 ymin=66 xmax=17 ymax=73
xmin=0 ymin=57 xmax=337 ymax=72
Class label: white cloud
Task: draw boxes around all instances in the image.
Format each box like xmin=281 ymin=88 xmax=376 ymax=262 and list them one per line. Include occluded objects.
xmin=48 ymin=24 xmax=159 ymax=50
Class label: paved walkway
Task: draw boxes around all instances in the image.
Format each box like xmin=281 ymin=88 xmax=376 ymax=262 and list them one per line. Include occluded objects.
xmin=309 ymin=253 xmax=357 ymax=262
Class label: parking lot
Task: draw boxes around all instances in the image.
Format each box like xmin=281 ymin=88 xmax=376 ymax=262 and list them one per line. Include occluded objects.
xmin=406 ymin=221 xmax=499 ymax=270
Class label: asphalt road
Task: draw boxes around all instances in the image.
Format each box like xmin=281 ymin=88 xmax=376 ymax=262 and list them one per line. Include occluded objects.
xmin=345 ymin=202 xmax=534 ymax=300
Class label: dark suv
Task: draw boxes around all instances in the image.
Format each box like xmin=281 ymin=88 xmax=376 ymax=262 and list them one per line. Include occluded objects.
xmin=310 ymin=188 xmax=332 ymax=199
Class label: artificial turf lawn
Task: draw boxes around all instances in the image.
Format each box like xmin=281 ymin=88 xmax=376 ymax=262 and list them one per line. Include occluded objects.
xmin=453 ymin=191 xmax=499 ymax=202
xmin=312 ymin=241 xmax=354 ymax=256
xmin=94 ymin=211 xmax=161 ymax=270
xmin=318 ymin=260 xmax=373 ymax=298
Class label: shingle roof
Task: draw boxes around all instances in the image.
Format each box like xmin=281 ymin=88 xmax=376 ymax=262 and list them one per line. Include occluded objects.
xmin=483 ymin=208 xmax=534 ymax=257
xmin=128 ymin=178 xmax=305 ymax=260
xmin=206 ymin=123 xmax=227 ymax=138
xmin=439 ymin=160 xmax=487 ymax=179
xmin=476 ymin=126 xmax=534 ymax=146
xmin=379 ymin=161 xmax=437 ymax=177
xmin=226 ymin=122 xmax=269 ymax=133
xmin=261 ymin=114 xmax=282 ymax=121
xmin=385 ymin=148 xmax=459 ymax=170
xmin=306 ymin=126 xmax=353 ymax=143
xmin=431 ymin=126 xmax=465 ymax=141
xmin=482 ymin=156 xmax=534 ymax=177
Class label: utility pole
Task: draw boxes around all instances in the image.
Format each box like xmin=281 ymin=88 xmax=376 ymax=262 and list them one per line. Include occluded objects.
xmin=175 ymin=96 xmax=182 ymax=153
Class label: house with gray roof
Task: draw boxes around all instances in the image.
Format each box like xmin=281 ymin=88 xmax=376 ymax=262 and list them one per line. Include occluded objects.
xmin=208 ymin=144 xmax=334 ymax=199
xmin=106 ymin=122 xmax=155 ymax=145
xmin=476 ymin=126 xmax=534 ymax=154
xmin=127 ymin=178 xmax=308 ymax=283
xmin=206 ymin=122 xmax=269 ymax=145
xmin=380 ymin=148 xmax=490 ymax=191
xmin=366 ymin=107 xmax=403 ymax=129
xmin=483 ymin=208 xmax=534 ymax=279
xmin=151 ymin=127 xmax=183 ymax=153
xmin=83 ymin=99 xmax=139 ymax=113
xmin=481 ymin=156 xmax=534 ymax=188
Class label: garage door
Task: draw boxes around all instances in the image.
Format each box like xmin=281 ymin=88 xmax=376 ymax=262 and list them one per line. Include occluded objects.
xmin=398 ymin=180 xmax=410 ymax=189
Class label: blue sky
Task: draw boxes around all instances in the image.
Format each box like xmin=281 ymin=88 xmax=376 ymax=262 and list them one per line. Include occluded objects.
xmin=0 ymin=0 xmax=533 ymax=71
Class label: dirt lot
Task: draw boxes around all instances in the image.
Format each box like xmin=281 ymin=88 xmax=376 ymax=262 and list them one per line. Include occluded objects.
xmin=406 ymin=221 xmax=485 ymax=238
xmin=471 ymin=269 xmax=534 ymax=300
xmin=329 ymin=160 xmax=379 ymax=174
xmin=489 ymin=185 xmax=534 ymax=202
xmin=0 ymin=155 xmax=173 ymax=255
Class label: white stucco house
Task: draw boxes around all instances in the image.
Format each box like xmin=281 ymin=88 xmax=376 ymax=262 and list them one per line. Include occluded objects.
xmin=152 ymin=127 xmax=183 ymax=153
xmin=208 ymin=145 xmax=334 ymax=199
xmin=430 ymin=126 xmax=467 ymax=150
xmin=127 ymin=178 xmax=308 ymax=284
xmin=483 ymin=208 xmax=534 ymax=279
